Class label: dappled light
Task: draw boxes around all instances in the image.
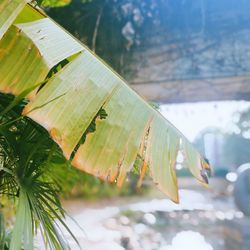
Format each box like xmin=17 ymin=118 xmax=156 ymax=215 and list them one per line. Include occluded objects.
xmin=159 ymin=231 xmax=213 ymax=250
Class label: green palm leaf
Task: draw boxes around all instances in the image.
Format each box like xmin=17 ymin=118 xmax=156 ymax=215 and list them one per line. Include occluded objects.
xmin=0 ymin=1 xmax=210 ymax=203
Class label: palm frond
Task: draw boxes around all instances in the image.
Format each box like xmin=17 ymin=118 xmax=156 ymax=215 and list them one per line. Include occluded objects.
xmin=0 ymin=112 xmax=80 ymax=249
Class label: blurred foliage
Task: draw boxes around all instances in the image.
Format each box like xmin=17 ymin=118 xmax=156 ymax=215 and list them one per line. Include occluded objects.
xmin=37 ymin=0 xmax=72 ymax=7
xmin=48 ymin=159 xmax=148 ymax=199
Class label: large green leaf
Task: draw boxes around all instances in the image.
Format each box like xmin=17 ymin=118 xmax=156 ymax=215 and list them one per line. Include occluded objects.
xmin=23 ymin=51 xmax=119 ymax=159
xmin=16 ymin=18 xmax=83 ymax=68
xmin=72 ymin=83 xmax=152 ymax=186
xmin=0 ymin=2 xmax=210 ymax=202
xmin=0 ymin=25 xmax=49 ymax=96
xmin=144 ymin=116 xmax=180 ymax=202
xmin=0 ymin=0 xmax=28 ymax=40
xmin=0 ymin=14 xmax=83 ymax=97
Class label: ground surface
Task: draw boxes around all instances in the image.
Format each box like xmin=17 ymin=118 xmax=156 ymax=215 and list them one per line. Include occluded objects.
xmin=61 ymin=180 xmax=242 ymax=250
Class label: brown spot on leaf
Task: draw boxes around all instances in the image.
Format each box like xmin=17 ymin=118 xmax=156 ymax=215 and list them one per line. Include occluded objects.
xmin=50 ymin=127 xmax=62 ymax=143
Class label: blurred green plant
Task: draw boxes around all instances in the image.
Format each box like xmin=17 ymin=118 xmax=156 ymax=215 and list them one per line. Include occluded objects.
xmin=36 ymin=0 xmax=72 ymax=7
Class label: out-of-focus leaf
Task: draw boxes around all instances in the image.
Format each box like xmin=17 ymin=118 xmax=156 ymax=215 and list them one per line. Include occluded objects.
xmin=40 ymin=0 xmax=72 ymax=8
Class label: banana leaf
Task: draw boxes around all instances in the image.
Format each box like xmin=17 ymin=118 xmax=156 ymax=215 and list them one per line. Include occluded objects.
xmin=0 ymin=1 xmax=210 ymax=202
